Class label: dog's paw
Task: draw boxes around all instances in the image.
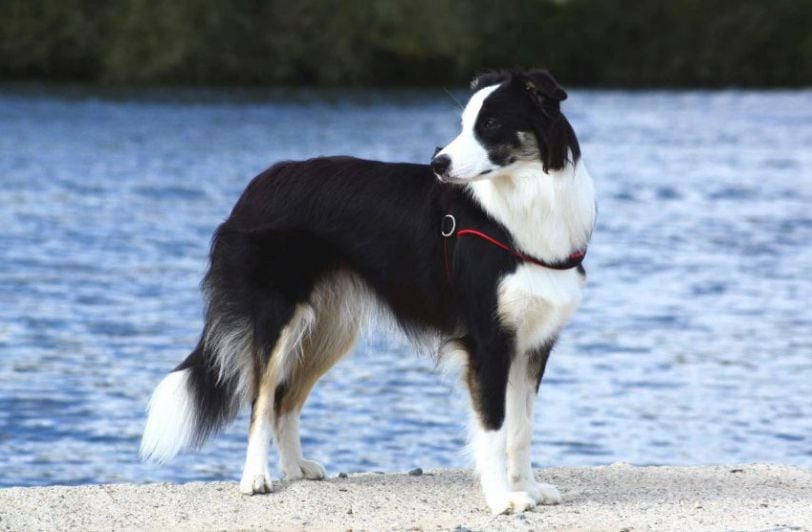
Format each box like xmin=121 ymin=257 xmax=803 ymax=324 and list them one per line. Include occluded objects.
xmin=487 ymin=491 xmax=537 ymax=515
xmin=284 ymin=458 xmax=326 ymax=481
xmin=525 ymin=482 xmax=562 ymax=505
xmin=239 ymin=473 xmax=272 ymax=495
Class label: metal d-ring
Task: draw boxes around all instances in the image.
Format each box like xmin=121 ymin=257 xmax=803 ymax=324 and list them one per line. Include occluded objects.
xmin=441 ymin=214 xmax=456 ymax=237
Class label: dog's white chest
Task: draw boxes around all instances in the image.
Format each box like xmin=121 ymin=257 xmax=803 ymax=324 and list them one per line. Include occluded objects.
xmin=497 ymin=265 xmax=584 ymax=353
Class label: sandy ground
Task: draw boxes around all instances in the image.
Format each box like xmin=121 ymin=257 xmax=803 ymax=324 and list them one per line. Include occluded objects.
xmin=1 ymin=464 xmax=810 ymax=531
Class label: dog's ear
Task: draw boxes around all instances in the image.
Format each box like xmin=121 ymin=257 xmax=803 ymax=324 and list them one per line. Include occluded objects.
xmin=470 ymin=70 xmax=510 ymax=92
xmin=523 ymin=69 xmax=567 ymax=102
xmin=523 ymin=70 xmax=579 ymax=172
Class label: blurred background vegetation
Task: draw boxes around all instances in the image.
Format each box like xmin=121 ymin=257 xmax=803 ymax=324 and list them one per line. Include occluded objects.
xmin=1 ymin=0 xmax=811 ymax=87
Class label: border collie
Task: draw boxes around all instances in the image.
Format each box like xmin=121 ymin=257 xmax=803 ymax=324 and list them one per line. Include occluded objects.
xmin=141 ymin=69 xmax=596 ymax=514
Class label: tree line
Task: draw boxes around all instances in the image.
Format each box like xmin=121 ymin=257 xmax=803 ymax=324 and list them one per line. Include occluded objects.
xmin=1 ymin=0 xmax=810 ymax=87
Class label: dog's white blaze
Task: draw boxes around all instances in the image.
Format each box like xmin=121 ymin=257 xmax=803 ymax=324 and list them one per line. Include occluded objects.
xmin=439 ymin=84 xmax=500 ymax=180
xmin=140 ymin=369 xmax=196 ymax=463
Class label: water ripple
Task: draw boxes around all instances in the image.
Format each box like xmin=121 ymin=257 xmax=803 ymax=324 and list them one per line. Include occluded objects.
xmin=0 ymin=87 xmax=810 ymax=487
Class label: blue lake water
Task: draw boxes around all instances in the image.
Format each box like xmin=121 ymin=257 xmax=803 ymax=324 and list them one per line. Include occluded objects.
xmin=0 ymin=85 xmax=810 ymax=488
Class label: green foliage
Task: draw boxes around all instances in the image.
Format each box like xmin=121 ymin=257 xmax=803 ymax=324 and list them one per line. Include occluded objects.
xmin=1 ymin=0 xmax=811 ymax=86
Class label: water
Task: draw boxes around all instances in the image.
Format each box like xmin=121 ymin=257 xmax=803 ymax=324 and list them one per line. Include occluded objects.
xmin=0 ymin=85 xmax=810 ymax=488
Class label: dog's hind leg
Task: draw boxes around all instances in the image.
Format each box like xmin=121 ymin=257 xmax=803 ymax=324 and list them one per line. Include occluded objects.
xmin=239 ymin=364 xmax=276 ymax=494
xmin=505 ymin=342 xmax=561 ymax=505
xmin=239 ymin=303 xmax=312 ymax=495
xmin=274 ymin=273 xmax=363 ymax=481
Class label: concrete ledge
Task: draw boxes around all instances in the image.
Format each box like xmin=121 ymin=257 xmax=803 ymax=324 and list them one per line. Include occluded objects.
xmin=1 ymin=464 xmax=810 ymax=531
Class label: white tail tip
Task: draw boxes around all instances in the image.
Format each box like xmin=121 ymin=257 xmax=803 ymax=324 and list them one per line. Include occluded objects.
xmin=140 ymin=369 xmax=196 ymax=463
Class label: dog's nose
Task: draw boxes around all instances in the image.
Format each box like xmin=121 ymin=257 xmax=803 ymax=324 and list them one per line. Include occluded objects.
xmin=430 ymin=154 xmax=451 ymax=177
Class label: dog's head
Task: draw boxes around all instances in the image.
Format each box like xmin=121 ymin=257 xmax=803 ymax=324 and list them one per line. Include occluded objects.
xmin=431 ymin=69 xmax=581 ymax=183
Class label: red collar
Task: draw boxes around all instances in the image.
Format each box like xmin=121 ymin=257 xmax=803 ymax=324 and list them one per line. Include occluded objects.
xmin=441 ymin=214 xmax=586 ymax=283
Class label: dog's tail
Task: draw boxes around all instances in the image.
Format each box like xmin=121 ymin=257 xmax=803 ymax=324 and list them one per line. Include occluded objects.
xmin=139 ymin=339 xmax=241 ymax=463
xmin=141 ymin=224 xmax=254 ymax=463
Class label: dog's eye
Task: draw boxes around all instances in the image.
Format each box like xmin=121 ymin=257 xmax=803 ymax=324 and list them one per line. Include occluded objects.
xmin=482 ymin=117 xmax=500 ymax=130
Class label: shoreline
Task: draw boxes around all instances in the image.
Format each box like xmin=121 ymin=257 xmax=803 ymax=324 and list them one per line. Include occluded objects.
xmin=1 ymin=464 xmax=810 ymax=531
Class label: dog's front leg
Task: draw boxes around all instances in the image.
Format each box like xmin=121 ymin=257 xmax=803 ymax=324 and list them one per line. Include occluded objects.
xmin=465 ymin=336 xmax=536 ymax=515
xmin=505 ymin=343 xmax=561 ymax=505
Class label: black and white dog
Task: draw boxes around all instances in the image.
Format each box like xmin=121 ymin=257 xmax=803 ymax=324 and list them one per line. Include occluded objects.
xmin=141 ymin=69 xmax=596 ymax=514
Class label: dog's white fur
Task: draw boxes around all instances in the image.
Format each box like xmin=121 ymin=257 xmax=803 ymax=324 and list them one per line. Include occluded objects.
xmin=140 ymin=369 xmax=196 ymax=463
xmin=438 ymin=85 xmax=501 ymax=182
